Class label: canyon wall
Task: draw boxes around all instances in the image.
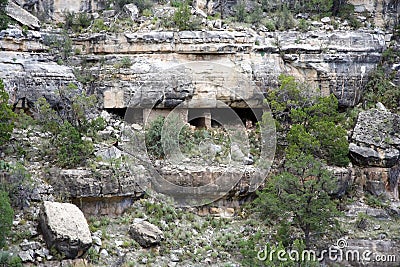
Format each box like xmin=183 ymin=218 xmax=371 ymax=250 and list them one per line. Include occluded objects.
xmin=0 ymin=29 xmax=388 ymax=111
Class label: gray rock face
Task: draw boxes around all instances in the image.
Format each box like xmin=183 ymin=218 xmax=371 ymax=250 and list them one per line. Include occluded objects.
xmin=6 ymin=2 xmax=40 ymax=29
xmin=39 ymin=201 xmax=92 ymax=259
xmin=22 ymin=0 xmax=108 ymax=20
xmin=77 ymin=30 xmax=385 ymax=109
xmin=129 ymin=220 xmax=164 ymax=247
xmin=0 ymin=30 xmax=386 ymax=110
xmin=18 ymin=250 xmax=34 ymax=262
xmin=346 ymin=201 xmax=390 ymax=219
xmin=46 ymin=168 xmax=143 ymax=198
xmin=124 ymin=4 xmax=139 ymax=21
xmin=95 ymin=146 xmax=123 ymax=160
xmin=349 ymin=143 xmax=399 ymax=167
xmin=0 ymin=51 xmax=76 ymax=107
xmin=20 ymin=240 xmax=41 ymax=251
xmin=350 ymin=109 xmax=400 ymax=167
xmin=43 ymin=168 xmax=143 ymax=215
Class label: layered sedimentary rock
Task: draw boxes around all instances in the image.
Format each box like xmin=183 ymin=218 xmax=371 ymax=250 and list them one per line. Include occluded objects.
xmin=0 ymin=29 xmax=387 ymax=110
xmin=350 ymin=109 xmax=400 ymax=167
xmin=350 ymin=109 xmax=400 ymax=199
xmin=6 ymin=2 xmax=41 ymax=29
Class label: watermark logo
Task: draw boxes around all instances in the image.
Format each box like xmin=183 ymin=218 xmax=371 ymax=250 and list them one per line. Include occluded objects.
xmin=257 ymin=239 xmax=397 ymax=264
xmin=121 ymin=62 xmax=277 ymax=207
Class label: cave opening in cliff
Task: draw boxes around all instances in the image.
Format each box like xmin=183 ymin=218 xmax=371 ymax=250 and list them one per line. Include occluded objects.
xmin=211 ymin=108 xmax=263 ymax=128
xmin=188 ymin=109 xmax=209 ymax=128
xmin=116 ymin=108 xmax=144 ymax=124
xmin=188 ymin=108 xmax=263 ymax=128
xmin=105 ymin=108 xmax=126 ymax=118
xmin=232 ymin=108 xmax=263 ymax=127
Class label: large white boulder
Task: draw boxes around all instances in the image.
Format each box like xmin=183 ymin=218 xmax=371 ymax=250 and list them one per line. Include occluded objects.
xmin=39 ymin=201 xmax=92 ymax=259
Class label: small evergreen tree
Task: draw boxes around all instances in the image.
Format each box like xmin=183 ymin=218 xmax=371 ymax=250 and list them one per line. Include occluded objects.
xmin=267 ymin=75 xmax=349 ymax=166
xmin=0 ymin=79 xmax=15 ymax=146
xmin=0 ymin=190 xmax=13 ymax=248
xmin=173 ymin=0 xmax=200 ymax=30
xmin=0 ymin=0 xmax=9 ymax=30
xmin=55 ymin=121 xmax=94 ymax=168
xmin=234 ymin=0 xmax=246 ymax=22
xmin=33 ymin=84 xmax=103 ymax=168
xmin=145 ymin=116 xmax=165 ymax=158
xmin=254 ymin=153 xmax=341 ymax=248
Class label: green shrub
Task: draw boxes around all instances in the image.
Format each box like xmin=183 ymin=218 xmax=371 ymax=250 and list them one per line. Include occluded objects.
xmin=0 ymin=252 xmax=8 ymax=265
xmin=246 ymin=5 xmax=263 ymax=25
xmin=364 ymin=66 xmax=400 ymax=113
xmin=64 ymin=11 xmax=75 ymax=29
xmin=263 ymin=19 xmax=276 ymax=31
xmin=34 ymin=86 xmax=102 ymax=167
xmin=0 ymin=190 xmax=13 ymax=248
xmin=173 ymin=0 xmax=201 ymax=30
xmin=0 ymin=79 xmax=15 ymax=146
xmin=76 ymin=13 xmax=92 ymax=28
xmin=254 ymin=154 xmax=341 ymax=248
xmin=55 ymin=121 xmax=94 ymax=168
xmin=92 ymin=18 xmax=110 ymax=32
xmin=0 ymin=163 xmax=32 ymax=208
xmin=335 ymin=3 xmax=361 ymax=29
xmin=0 ymin=251 xmax=22 ymax=267
xmin=365 ymin=194 xmax=389 ymax=209
xmin=170 ymin=0 xmax=182 ymax=8
xmin=43 ymin=33 xmax=72 ymax=61
xmin=0 ymin=0 xmax=9 ymax=30
xmin=298 ymin=18 xmax=310 ymax=32
xmin=267 ymin=75 xmax=349 ymax=166
xmin=234 ymin=0 xmax=246 ymax=23
xmin=114 ymin=56 xmax=132 ymax=69
xmin=7 ymin=255 xmax=22 ymax=267
xmin=289 ymin=95 xmax=349 ymax=166
xmin=145 ymin=116 xmax=165 ymax=158
xmin=63 ymin=11 xmax=92 ymax=32
xmin=142 ymin=8 xmax=152 ymax=17
xmin=13 ymin=110 xmax=36 ymax=130
xmin=34 ymin=97 xmax=62 ymax=134
xmin=145 ymin=115 xmax=194 ymax=159
xmin=274 ymin=5 xmax=295 ymax=30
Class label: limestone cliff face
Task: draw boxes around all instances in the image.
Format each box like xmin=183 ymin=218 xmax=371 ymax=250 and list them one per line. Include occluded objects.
xmin=0 ymin=0 xmax=398 ymax=208
xmin=0 ymin=29 xmax=388 ymax=110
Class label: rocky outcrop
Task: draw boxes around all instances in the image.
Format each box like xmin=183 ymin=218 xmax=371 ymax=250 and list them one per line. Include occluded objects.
xmin=6 ymin=2 xmax=40 ymax=29
xmin=18 ymin=240 xmax=50 ymax=263
xmin=350 ymin=109 xmax=400 ymax=167
xmin=129 ymin=219 xmax=164 ymax=247
xmin=350 ymin=143 xmax=399 ymax=167
xmin=0 ymin=51 xmax=76 ymax=107
xmin=77 ymin=30 xmax=385 ymax=109
xmin=43 ymin=168 xmax=144 ymax=215
xmin=124 ymin=4 xmax=139 ymax=21
xmin=39 ymin=201 xmax=92 ymax=259
xmin=46 ymin=168 xmax=143 ymax=198
xmin=350 ymin=109 xmax=400 ymax=199
xmin=17 ymin=0 xmax=108 ymax=21
xmin=0 ymin=29 xmax=386 ymax=110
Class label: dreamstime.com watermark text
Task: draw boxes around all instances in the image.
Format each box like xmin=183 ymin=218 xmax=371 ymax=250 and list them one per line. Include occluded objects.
xmin=257 ymin=239 xmax=397 ymax=264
